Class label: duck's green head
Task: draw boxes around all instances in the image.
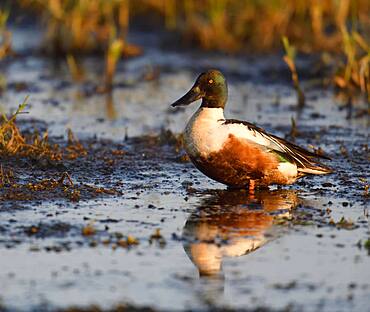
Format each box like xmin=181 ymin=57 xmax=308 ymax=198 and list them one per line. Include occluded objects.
xmin=171 ymin=69 xmax=228 ymax=109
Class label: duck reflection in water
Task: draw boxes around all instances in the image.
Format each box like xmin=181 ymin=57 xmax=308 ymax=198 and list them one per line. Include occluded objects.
xmin=182 ymin=189 xmax=299 ymax=277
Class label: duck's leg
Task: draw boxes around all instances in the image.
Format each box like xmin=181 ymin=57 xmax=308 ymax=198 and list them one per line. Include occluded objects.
xmin=248 ymin=180 xmax=255 ymax=195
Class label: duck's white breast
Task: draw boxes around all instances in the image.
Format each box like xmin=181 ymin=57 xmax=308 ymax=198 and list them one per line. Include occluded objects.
xmin=184 ymin=107 xmax=228 ymax=157
xmin=184 ymin=107 xmax=272 ymax=157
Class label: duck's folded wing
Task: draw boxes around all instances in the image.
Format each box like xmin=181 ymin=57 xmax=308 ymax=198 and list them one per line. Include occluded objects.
xmin=222 ymin=119 xmax=332 ymax=174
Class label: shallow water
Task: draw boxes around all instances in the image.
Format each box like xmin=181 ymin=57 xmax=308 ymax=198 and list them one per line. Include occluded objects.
xmin=0 ymin=29 xmax=369 ymax=312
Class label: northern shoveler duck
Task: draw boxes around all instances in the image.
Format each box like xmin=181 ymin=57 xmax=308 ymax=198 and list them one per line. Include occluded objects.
xmin=171 ymin=69 xmax=332 ymax=191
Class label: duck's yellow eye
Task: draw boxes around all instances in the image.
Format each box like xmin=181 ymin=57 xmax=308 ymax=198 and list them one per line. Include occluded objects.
xmin=208 ymin=79 xmax=213 ymax=84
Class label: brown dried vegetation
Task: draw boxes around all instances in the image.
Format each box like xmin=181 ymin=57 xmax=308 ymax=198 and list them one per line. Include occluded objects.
xmin=0 ymin=99 xmax=87 ymax=162
xmin=0 ymin=99 xmax=118 ymax=202
xmin=0 ymin=164 xmax=14 ymax=187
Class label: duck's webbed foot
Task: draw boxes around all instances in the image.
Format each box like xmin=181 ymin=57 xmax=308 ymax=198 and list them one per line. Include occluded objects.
xmin=248 ymin=180 xmax=255 ymax=195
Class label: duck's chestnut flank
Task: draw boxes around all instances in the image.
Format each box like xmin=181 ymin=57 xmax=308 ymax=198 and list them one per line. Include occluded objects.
xmin=190 ymin=134 xmax=291 ymax=188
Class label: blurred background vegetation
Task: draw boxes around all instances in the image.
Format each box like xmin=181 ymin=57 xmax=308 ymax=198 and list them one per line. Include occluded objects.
xmin=0 ymin=0 xmax=369 ymax=97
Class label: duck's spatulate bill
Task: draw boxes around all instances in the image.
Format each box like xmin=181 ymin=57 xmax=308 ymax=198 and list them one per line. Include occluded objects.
xmin=171 ymin=86 xmax=203 ymax=107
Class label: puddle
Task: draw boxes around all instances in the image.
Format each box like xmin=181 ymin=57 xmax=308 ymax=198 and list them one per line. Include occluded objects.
xmin=0 ymin=29 xmax=369 ymax=312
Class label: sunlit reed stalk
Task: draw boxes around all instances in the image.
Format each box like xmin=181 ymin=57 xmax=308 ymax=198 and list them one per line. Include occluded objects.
xmin=105 ymin=38 xmax=124 ymax=90
xmin=0 ymin=8 xmax=12 ymax=60
xmin=335 ymin=29 xmax=370 ymax=101
xmin=105 ymin=92 xmax=118 ymax=120
xmin=66 ymin=54 xmax=85 ymax=82
xmin=282 ymin=36 xmax=305 ymax=108
xmin=289 ymin=117 xmax=298 ymax=140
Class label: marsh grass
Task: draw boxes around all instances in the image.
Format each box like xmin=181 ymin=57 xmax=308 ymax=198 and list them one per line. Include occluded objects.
xmin=0 ymin=102 xmax=119 ymax=202
xmin=13 ymin=0 xmax=370 ymax=97
xmin=66 ymin=54 xmax=85 ymax=82
xmin=141 ymin=0 xmax=369 ymax=53
xmin=19 ymin=0 xmax=131 ymax=55
xmin=0 ymin=97 xmax=87 ymax=161
xmin=0 ymin=97 xmax=28 ymax=154
xmin=282 ymin=36 xmax=305 ymax=108
xmin=0 ymin=8 xmax=11 ymax=60
xmin=334 ymin=30 xmax=370 ymax=100
xmin=105 ymin=38 xmax=124 ymax=90
xmin=0 ymin=164 xmax=14 ymax=187
xmin=18 ymin=1 xmax=369 ymax=54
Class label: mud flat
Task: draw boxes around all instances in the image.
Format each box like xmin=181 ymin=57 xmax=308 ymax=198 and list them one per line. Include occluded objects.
xmin=0 ymin=30 xmax=369 ymax=312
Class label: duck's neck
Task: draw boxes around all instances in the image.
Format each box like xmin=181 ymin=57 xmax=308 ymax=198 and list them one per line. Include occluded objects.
xmin=200 ymin=84 xmax=228 ymax=109
xmin=201 ymin=98 xmax=226 ymax=109
xmin=195 ymin=107 xmax=225 ymax=121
